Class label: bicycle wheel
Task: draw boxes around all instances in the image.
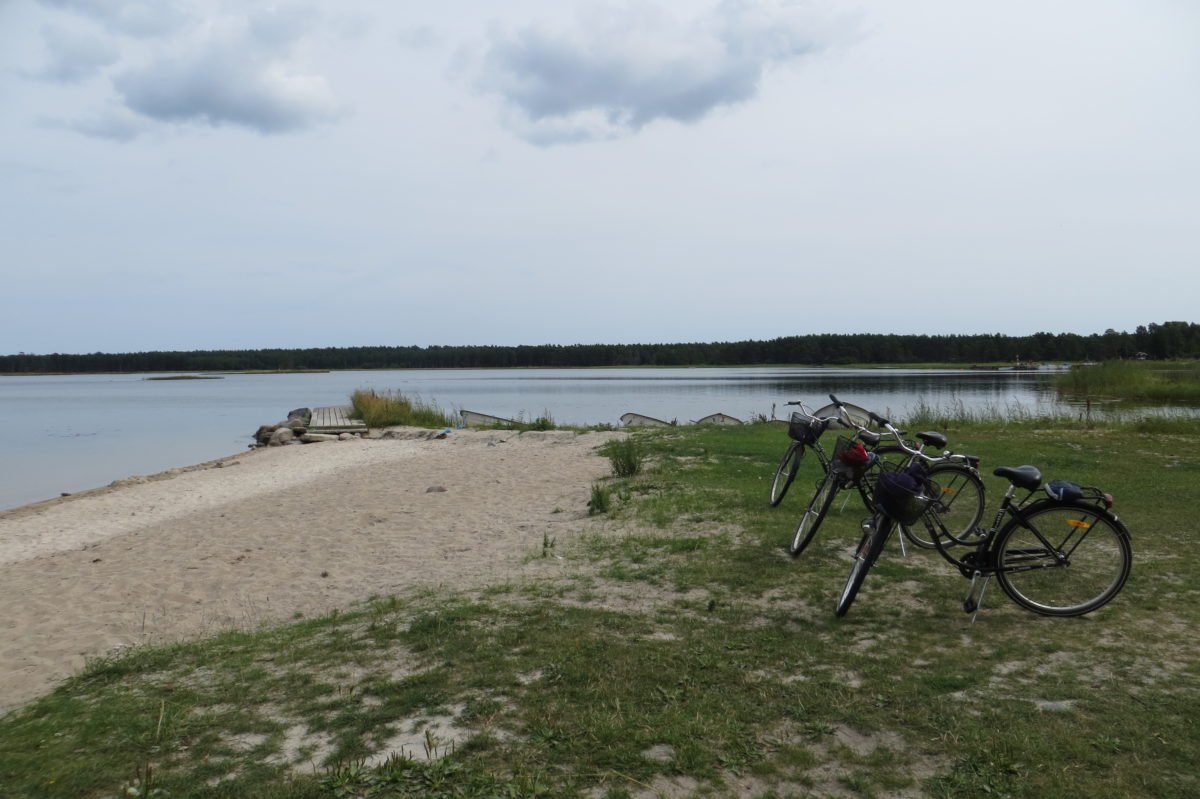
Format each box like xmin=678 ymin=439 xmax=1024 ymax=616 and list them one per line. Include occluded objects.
xmin=788 ymin=472 xmax=838 ymax=557
xmin=902 ymin=464 xmax=985 ymax=549
xmin=769 ymin=443 xmax=804 ymax=506
xmin=835 ymin=513 xmax=893 ymax=617
xmin=994 ymin=500 xmax=1132 ymax=616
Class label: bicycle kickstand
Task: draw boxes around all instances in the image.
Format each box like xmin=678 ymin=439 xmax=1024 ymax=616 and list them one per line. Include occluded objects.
xmin=962 ymin=571 xmax=992 ymax=623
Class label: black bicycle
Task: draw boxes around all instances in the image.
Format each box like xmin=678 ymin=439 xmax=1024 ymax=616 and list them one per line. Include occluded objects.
xmin=785 ymin=396 xmax=985 ymax=559
xmin=853 ymin=407 xmax=986 ymax=551
xmin=768 ymin=399 xmax=874 ymax=506
xmin=835 ymin=418 xmax=1132 ymax=619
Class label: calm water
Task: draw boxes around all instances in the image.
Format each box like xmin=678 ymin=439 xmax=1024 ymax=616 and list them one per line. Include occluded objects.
xmin=0 ymin=366 xmax=1084 ymax=511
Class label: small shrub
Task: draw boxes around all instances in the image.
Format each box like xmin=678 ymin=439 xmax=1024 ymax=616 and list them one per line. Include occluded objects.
xmin=602 ymin=438 xmax=643 ymax=478
xmin=587 ymin=483 xmax=611 ymax=515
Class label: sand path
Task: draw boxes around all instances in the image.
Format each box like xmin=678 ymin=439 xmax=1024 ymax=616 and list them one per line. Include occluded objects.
xmin=0 ymin=429 xmax=620 ymax=712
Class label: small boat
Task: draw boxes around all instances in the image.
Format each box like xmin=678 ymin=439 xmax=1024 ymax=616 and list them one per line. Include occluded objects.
xmin=620 ymin=412 xmax=674 ymax=427
xmin=809 ymin=401 xmax=871 ymax=429
xmin=693 ymin=413 xmax=742 ymax=426
xmin=460 ymin=409 xmax=520 ymax=428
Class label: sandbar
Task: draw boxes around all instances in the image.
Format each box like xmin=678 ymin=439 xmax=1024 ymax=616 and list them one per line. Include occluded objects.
xmin=0 ymin=429 xmax=621 ymax=712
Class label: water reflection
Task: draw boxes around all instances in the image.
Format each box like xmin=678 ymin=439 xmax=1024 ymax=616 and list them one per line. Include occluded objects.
xmin=381 ymin=367 xmax=1065 ymax=425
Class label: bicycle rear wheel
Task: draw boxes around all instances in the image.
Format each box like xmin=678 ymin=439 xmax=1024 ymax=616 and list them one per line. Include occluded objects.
xmin=769 ymin=443 xmax=804 ymax=506
xmin=994 ymin=500 xmax=1132 ymax=616
xmin=902 ymin=464 xmax=985 ymax=549
xmin=835 ymin=513 xmax=893 ymax=617
xmin=789 ymin=472 xmax=838 ymax=557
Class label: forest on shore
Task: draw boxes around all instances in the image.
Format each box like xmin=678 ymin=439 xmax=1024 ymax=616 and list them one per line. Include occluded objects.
xmin=3 ymin=321 xmax=1197 ymax=374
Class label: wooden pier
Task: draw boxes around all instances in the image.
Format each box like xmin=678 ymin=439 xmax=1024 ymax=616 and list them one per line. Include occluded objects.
xmin=308 ymin=405 xmax=368 ymax=434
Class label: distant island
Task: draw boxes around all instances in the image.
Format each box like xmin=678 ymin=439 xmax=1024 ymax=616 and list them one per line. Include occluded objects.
xmin=2 ymin=321 xmax=1196 ymax=374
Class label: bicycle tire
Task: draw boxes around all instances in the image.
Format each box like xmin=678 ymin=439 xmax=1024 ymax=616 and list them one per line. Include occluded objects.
xmin=994 ymin=500 xmax=1132 ymax=616
xmin=835 ymin=513 xmax=893 ymax=617
xmin=769 ymin=443 xmax=804 ymax=507
xmin=902 ymin=463 xmax=985 ymax=549
xmin=788 ymin=472 xmax=838 ymax=557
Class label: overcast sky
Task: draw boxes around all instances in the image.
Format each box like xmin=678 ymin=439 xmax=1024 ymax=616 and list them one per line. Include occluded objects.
xmin=2 ymin=0 xmax=1197 ymax=354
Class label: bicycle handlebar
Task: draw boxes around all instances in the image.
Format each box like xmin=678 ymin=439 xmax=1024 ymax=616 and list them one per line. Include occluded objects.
xmin=828 ymin=393 xmax=954 ymax=465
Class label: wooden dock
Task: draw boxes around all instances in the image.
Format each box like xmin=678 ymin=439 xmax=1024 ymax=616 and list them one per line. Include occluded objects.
xmin=309 ymin=405 xmax=368 ymax=434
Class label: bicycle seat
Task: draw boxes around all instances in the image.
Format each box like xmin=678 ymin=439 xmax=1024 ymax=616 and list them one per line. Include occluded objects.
xmin=916 ymin=431 xmax=948 ymax=449
xmin=993 ymin=465 xmax=1042 ymax=490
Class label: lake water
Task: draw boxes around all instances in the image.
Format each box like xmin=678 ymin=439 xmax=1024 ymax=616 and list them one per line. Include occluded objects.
xmin=0 ymin=365 xmax=1135 ymax=512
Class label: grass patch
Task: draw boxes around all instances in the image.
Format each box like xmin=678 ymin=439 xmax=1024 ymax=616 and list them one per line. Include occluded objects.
xmin=1055 ymin=359 xmax=1200 ymax=403
xmin=349 ymin=389 xmax=458 ymax=428
xmin=601 ymin=437 xmax=644 ymax=477
xmin=2 ymin=419 xmax=1198 ymax=797
xmin=587 ymin=482 xmax=611 ymax=515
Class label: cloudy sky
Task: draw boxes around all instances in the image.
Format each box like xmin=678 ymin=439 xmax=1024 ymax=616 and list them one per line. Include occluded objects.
xmin=2 ymin=0 xmax=1197 ymax=354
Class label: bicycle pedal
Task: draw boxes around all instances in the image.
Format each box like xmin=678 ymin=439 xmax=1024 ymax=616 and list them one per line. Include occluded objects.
xmin=963 ymin=598 xmax=978 ymax=614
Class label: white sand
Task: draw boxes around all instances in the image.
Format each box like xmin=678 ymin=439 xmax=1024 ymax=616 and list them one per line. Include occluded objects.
xmin=0 ymin=429 xmax=621 ymax=712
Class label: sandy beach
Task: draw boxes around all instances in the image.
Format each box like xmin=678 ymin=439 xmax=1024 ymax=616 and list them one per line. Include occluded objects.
xmin=0 ymin=428 xmax=622 ymax=712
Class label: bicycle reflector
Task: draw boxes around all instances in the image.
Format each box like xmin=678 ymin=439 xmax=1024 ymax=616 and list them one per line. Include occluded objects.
xmin=1104 ymin=493 xmax=1114 ymax=508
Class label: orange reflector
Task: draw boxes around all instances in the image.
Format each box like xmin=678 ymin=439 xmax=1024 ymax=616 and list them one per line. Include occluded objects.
xmin=1068 ymin=519 xmax=1091 ymax=529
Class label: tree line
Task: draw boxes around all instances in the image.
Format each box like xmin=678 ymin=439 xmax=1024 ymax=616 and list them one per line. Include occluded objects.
xmin=3 ymin=322 xmax=1197 ymax=374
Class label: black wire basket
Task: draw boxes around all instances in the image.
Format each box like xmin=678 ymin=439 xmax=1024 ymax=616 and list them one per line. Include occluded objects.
xmin=787 ymin=412 xmax=823 ymax=444
xmin=874 ymin=462 xmax=937 ymax=524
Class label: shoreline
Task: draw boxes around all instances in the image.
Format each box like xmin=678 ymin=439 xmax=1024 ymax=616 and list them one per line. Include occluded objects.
xmin=0 ymin=428 xmax=622 ymax=712
xmin=0 ymin=449 xmax=254 ymax=523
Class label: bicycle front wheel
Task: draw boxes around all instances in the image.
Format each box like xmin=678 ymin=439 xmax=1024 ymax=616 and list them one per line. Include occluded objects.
xmin=902 ymin=464 xmax=985 ymax=549
xmin=789 ymin=473 xmax=838 ymax=558
xmin=769 ymin=443 xmax=804 ymax=507
xmin=994 ymin=500 xmax=1132 ymax=616
xmin=835 ymin=513 xmax=893 ymax=617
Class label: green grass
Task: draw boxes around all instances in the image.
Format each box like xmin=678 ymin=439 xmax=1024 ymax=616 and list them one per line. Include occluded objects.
xmin=600 ymin=437 xmax=644 ymax=477
xmin=349 ymin=390 xmax=459 ymax=429
xmin=1055 ymin=360 xmax=1200 ymax=403
xmin=2 ymin=420 xmax=1198 ymax=797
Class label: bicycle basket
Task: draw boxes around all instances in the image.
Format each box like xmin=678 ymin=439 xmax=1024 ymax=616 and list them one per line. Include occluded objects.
xmin=874 ymin=462 xmax=937 ymax=524
xmin=832 ymin=435 xmax=873 ymax=475
xmin=788 ymin=412 xmax=823 ymax=444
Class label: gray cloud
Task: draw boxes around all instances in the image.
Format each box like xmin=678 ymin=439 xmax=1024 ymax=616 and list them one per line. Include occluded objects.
xmin=110 ymin=9 xmax=344 ymax=135
xmin=476 ymin=0 xmax=840 ymax=145
xmin=114 ymin=48 xmax=343 ymax=134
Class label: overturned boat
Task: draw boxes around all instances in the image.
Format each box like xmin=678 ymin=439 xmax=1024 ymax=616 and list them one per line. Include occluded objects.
xmin=619 ymin=412 xmax=675 ymax=428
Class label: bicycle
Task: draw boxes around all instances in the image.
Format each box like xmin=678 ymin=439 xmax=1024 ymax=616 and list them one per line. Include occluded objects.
xmin=785 ymin=396 xmax=985 ymax=560
xmin=768 ymin=399 xmax=873 ymax=506
xmin=771 ymin=403 xmax=905 ymax=557
xmin=847 ymin=405 xmax=986 ymax=551
xmin=834 ymin=415 xmax=1132 ymax=619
